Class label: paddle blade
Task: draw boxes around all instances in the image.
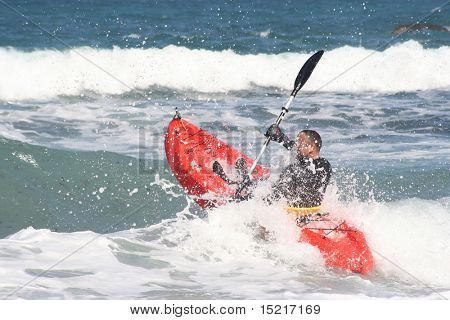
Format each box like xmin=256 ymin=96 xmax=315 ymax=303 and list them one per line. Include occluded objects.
xmin=212 ymin=161 xmax=237 ymax=185
xmin=292 ymin=50 xmax=324 ymax=96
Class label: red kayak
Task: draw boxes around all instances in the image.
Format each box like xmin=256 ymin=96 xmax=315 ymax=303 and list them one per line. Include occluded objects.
xmin=165 ymin=115 xmax=374 ymax=274
xmin=165 ymin=115 xmax=269 ymax=208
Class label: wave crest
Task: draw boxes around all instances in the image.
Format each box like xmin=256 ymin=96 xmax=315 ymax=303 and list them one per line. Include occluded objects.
xmin=0 ymin=41 xmax=449 ymax=100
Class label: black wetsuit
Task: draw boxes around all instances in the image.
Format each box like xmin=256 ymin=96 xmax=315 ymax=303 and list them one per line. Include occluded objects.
xmin=269 ymin=156 xmax=332 ymax=207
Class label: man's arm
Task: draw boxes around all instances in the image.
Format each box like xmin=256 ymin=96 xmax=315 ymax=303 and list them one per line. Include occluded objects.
xmin=320 ymin=159 xmax=332 ymax=193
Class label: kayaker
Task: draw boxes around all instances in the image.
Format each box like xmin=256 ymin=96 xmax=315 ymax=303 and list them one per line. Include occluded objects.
xmin=264 ymin=124 xmax=332 ymax=208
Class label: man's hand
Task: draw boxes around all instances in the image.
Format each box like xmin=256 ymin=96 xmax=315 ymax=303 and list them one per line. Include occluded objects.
xmin=265 ymin=124 xmax=295 ymax=150
xmin=265 ymin=124 xmax=285 ymax=142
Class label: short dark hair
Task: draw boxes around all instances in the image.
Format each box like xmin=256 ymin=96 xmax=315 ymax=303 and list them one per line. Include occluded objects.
xmin=300 ymin=130 xmax=322 ymax=150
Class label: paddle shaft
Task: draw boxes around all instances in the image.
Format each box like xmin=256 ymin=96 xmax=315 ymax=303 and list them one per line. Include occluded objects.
xmin=234 ymin=50 xmax=324 ymax=197
xmin=248 ymin=95 xmax=294 ymax=175
xmin=235 ymin=94 xmax=295 ymax=196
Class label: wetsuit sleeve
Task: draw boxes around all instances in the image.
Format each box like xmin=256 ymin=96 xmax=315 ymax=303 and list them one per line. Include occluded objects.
xmin=320 ymin=160 xmax=332 ymax=193
xmin=282 ymin=139 xmax=295 ymax=150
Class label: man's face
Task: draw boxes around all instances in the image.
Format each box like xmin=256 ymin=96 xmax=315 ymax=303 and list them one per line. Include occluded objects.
xmin=296 ymin=133 xmax=316 ymax=157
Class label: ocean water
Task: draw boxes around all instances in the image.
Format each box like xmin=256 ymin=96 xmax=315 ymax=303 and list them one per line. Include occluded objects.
xmin=0 ymin=0 xmax=449 ymax=299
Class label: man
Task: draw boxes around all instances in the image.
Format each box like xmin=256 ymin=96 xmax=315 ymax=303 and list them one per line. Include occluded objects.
xmin=264 ymin=124 xmax=332 ymax=208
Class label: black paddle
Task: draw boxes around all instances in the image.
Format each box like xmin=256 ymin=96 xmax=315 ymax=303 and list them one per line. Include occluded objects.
xmin=234 ymin=50 xmax=324 ymax=197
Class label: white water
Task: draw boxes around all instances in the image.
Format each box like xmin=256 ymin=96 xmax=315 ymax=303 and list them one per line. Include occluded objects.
xmin=1 ymin=41 xmax=449 ymax=100
xmin=1 ymin=91 xmax=449 ymax=163
xmin=1 ymin=190 xmax=449 ymax=299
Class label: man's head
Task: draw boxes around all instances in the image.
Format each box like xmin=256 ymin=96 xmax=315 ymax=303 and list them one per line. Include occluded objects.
xmin=296 ymin=130 xmax=322 ymax=159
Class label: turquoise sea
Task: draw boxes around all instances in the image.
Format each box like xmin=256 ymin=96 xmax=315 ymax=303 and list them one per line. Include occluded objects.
xmin=0 ymin=0 xmax=449 ymax=299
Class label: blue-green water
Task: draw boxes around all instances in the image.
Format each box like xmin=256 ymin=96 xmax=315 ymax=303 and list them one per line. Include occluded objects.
xmin=2 ymin=0 xmax=449 ymax=51
xmin=0 ymin=0 xmax=449 ymax=299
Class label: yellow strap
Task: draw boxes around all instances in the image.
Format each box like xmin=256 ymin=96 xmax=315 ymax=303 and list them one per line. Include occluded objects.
xmin=285 ymin=205 xmax=321 ymax=216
